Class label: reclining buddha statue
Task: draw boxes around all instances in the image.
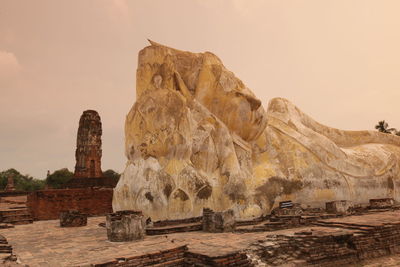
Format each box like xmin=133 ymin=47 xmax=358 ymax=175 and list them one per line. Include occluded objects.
xmin=113 ymin=40 xmax=400 ymax=220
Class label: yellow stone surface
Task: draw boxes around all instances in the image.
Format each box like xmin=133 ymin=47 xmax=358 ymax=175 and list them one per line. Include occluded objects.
xmin=113 ymin=41 xmax=400 ymax=220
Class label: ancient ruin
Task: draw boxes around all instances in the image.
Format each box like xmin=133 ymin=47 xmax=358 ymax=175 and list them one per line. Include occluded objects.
xmin=106 ymin=211 xmax=146 ymax=242
xmin=74 ymin=110 xmax=103 ymax=178
xmin=27 ymin=187 xmax=113 ymax=220
xmin=4 ymin=176 xmax=15 ymax=192
xmin=113 ymin=41 xmax=400 ymax=221
xmin=62 ymin=110 xmax=117 ymax=188
xmin=202 ymin=208 xmax=236 ymax=233
xmin=0 ymin=42 xmax=400 ymax=267
xmin=326 ymin=200 xmax=353 ymax=215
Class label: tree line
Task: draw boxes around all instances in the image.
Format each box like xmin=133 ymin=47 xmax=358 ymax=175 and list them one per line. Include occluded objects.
xmin=0 ymin=168 xmax=121 ymax=191
xmin=375 ymin=120 xmax=400 ymax=136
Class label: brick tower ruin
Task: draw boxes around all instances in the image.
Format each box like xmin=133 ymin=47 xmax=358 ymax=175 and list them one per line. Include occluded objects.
xmin=74 ymin=110 xmax=103 ymax=178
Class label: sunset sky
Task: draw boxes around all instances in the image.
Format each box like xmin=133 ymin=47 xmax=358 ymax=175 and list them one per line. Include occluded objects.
xmin=1 ymin=0 xmax=400 ymax=178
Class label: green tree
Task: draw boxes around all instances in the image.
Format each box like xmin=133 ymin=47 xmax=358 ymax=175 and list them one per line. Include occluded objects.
xmin=45 ymin=168 xmax=73 ymax=189
xmin=374 ymin=120 xmax=400 ymax=136
xmin=375 ymin=120 xmax=394 ymax=133
xmin=103 ymin=169 xmax=121 ymax=183
xmin=0 ymin=169 xmax=45 ymax=191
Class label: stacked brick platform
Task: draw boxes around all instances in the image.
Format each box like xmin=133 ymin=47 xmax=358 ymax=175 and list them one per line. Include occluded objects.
xmin=93 ymin=246 xmax=188 ymax=267
xmin=0 ymin=208 xmax=33 ymax=225
xmin=185 ymin=251 xmax=251 ymax=266
xmin=0 ymin=234 xmax=12 ymax=255
xmin=247 ymin=230 xmax=358 ymax=266
xmin=0 ymin=234 xmax=16 ymax=264
xmin=353 ymin=223 xmax=400 ymax=259
xmin=246 ymin=219 xmax=400 ymax=266
xmin=0 ymin=195 xmax=33 ymax=225
xmin=321 ymin=221 xmax=400 ymax=260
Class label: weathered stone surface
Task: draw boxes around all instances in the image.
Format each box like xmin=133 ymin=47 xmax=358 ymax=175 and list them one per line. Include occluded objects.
xmin=369 ymin=198 xmax=394 ymax=209
xmin=74 ymin=110 xmax=103 ymax=178
xmin=106 ymin=211 xmax=146 ymax=242
xmin=326 ymin=200 xmax=353 ymax=215
xmin=113 ymin=40 xmax=400 ymax=220
xmin=59 ymin=210 xmax=87 ymax=227
xmin=202 ymin=208 xmax=235 ymax=233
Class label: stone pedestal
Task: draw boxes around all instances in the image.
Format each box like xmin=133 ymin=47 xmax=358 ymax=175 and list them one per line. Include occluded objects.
xmin=369 ymin=198 xmax=394 ymax=209
xmin=202 ymin=208 xmax=235 ymax=233
xmin=59 ymin=210 xmax=87 ymax=227
xmin=326 ymin=200 xmax=353 ymax=215
xmin=106 ymin=210 xmax=146 ymax=242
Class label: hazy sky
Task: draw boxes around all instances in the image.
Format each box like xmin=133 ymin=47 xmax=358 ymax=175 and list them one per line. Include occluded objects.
xmin=1 ymin=0 xmax=400 ymax=178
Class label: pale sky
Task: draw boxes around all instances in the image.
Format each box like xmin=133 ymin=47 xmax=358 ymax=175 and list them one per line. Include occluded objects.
xmin=1 ymin=0 xmax=400 ymax=178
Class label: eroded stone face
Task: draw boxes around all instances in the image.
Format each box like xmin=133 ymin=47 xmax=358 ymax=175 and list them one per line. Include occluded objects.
xmin=74 ymin=110 xmax=103 ymax=178
xmin=106 ymin=211 xmax=146 ymax=242
xmin=202 ymin=208 xmax=236 ymax=233
xmin=113 ymin=41 xmax=400 ymax=220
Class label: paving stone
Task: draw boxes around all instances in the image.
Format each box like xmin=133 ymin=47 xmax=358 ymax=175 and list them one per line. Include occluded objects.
xmin=0 ymin=211 xmax=400 ymax=266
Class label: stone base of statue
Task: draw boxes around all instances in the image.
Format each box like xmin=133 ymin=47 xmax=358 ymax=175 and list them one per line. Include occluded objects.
xmin=106 ymin=210 xmax=146 ymax=242
xmin=326 ymin=200 xmax=353 ymax=215
xmin=202 ymin=208 xmax=235 ymax=233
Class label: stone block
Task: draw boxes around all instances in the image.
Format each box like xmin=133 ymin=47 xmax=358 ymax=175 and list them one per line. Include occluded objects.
xmin=59 ymin=210 xmax=87 ymax=227
xmin=369 ymin=198 xmax=394 ymax=209
xmin=202 ymin=208 xmax=235 ymax=233
xmin=326 ymin=200 xmax=353 ymax=214
xmin=106 ymin=210 xmax=146 ymax=242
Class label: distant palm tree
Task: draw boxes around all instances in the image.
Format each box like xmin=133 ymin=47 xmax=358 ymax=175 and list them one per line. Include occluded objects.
xmin=375 ymin=120 xmax=397 ymax=134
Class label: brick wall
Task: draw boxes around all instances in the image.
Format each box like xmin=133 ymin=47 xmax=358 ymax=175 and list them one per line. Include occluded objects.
xmin=27 ymin=188 xmax=113 ymax=220
xmin=62 ymin=177 xmax=117 ymax=189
